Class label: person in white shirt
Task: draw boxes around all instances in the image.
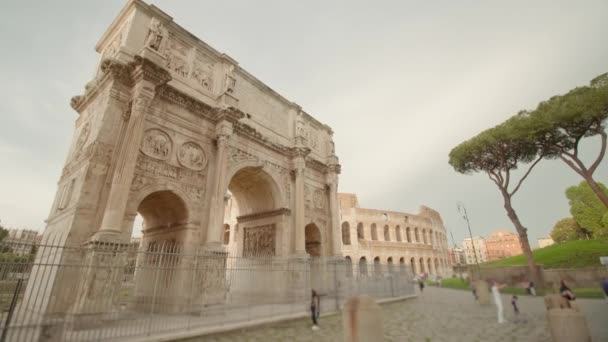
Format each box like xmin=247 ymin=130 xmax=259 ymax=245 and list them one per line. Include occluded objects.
xmin=491 ymin=280 xmax=506 ymax=324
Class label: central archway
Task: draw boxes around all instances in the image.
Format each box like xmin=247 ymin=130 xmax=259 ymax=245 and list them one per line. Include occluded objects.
xmin=224 ymin=166 xmax=285 ymax=257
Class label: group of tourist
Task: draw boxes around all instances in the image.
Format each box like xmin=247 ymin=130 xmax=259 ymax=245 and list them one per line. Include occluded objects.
xmin=472 ymin=278 xmax=584 ymax=325
xmin=309 ymin=277 xmax=608 ymax=331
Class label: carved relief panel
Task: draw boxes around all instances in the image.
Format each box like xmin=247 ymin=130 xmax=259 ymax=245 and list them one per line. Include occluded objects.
xmin=243 ymin=224 xmax=276 ymax=257
xmin=164 ymin=35 xmax=191 ymax=79
xmin=312 ymin=189 xmax=326 ymax=210
xmin=178 ymin=142 xmax=207 ymax=171
xmin=72 ymin=122 xmax=91 ymax=159
xmin=191 ymin=52 xmax=215 ymax=92
xmin=141 ymin=129 xmax=172 ymax=160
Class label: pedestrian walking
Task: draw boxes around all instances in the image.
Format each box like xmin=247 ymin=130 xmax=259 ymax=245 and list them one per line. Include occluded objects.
xmin=470 ymin=281 xmax=478 ymax=302
xmin=600 ymin=277 xmax=608 ymax=303
xmin=491 ymin=280 xmax=506 ymax=324
xmin=310 ymin=290 xmax=320 ymax=330
xmin=526 ymin=281 xmax=536 ymax=296
xmin=559 ymin=280 xmax=576 ymax=301
xmin=419 ymin=279 xmax=425 ymax=293
xmin=511 ymin=295 xmax=519 ymax=315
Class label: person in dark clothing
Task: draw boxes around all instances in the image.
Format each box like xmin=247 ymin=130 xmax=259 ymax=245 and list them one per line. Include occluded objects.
xmin=419 ymin=279 xmax=425 ymax=293
xmin=526 ymin=281 xmax=536 ymax=296
xmin=601 ymin=278 xmax=608 ymax=302
xmin=511 ymin=295 xmax=519 ymax=314
xmin=560 ymin=280 xmax=576 ymax=301
xmin=311 ymin=290 xmax=320 ymax=330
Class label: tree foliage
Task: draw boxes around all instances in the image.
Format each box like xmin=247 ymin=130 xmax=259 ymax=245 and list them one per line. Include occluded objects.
xmin=524 ymin=73 xmax=608 ymax=207
xmin=550 ymin=217 xmax=586 ymax=243
xmin=566 ymin=181 xmax=608 ymax=238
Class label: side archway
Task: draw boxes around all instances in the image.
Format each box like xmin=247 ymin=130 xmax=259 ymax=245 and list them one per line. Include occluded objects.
xmin=305 ymin=223 xmax=322 ymax=257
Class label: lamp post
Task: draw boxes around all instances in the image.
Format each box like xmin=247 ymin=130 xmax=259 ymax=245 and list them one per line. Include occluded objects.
xmin=457 ymin=202 xmax=480 ymax=277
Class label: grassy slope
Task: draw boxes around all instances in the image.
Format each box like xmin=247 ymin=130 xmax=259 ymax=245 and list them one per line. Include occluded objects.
xmin=440 ymin=277 xmax=604 ymax=298
xmin=482 ymin=239 xmax=608 ymax=269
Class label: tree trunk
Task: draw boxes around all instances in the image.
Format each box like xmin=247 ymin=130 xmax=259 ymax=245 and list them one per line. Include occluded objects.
xmin=583 ymin=173 xmax=608 ymax=208
xmin=502 ymin=193 xmax=540 ymax=287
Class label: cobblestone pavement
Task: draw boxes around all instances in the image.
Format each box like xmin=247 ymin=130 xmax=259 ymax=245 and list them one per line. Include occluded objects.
xmin=184 ymin=287 xmax=608 ymax=342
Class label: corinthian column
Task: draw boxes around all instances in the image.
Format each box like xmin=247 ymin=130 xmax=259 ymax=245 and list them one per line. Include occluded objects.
xmin=94 ymin=57 xmax=171 ymax=242
xmin=205 ymin=121 xmax=233 ymax=248
xmin=95 ymin=88 xmax=153 ymax=241
xmin=327 ymin=167 xmax=342 ymax=256
xmin=292 ymin=147 xmax=310 ymax=255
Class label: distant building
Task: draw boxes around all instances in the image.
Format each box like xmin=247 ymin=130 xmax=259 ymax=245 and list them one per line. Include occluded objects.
xmin=538 ymin=237 xmax=555 ymax=249
xmin=338 ymin=193 xmax=452 ymax=277
xmin=5 ymin=229 xmax=40 ymax=256
xmin=463 ymin=237 xmax=487 ymax=264
xmin=484 ymin=230 xmax=523 ymax=261
xmin=448 ymin=247 xmax=466 ymax=265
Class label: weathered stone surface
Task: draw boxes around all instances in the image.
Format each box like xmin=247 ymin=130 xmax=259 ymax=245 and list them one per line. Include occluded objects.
xmin=544 ymin=294 xmax=571 ymax=310
xmin=342 ymin=296 xmax=383 ymax=342
xmin=547 ymin=308 xmax=592 ymax=342
xmin=475 ymin=279 xmax=490 ymax=305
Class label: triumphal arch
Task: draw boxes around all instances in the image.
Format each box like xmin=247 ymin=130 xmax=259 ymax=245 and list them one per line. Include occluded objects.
xmin=22 ymin=0 xmax=342 ymax=332
xmin=56 ymin=1 xmax=341 ymax=257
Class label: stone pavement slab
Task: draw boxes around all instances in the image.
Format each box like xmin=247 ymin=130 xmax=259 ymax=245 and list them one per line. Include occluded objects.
xmin=182 ymin=287 xmax=608 ymax=342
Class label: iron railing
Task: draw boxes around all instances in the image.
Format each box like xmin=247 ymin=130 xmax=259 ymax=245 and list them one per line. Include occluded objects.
xmin=0 ymin=236 xmax=415 ymax=341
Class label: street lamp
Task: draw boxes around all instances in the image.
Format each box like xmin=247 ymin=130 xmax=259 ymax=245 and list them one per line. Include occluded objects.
xmin=457 ymin=202 xmax=480 ymax=273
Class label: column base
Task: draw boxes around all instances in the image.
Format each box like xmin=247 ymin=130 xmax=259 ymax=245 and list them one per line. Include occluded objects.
xmin=290 ymin=251 xmax=311 ymax=260
xmin=203 ymin=241 xmax=226 ymax=254
xmin=88 ymin=230 xmax=123 ymax=244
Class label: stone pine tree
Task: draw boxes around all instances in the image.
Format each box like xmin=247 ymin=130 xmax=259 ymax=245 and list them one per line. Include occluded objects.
xmin=526 ymin=73 xmax=608 ymax=208
xmin=449 ymin=115 xmax=542 ymax=284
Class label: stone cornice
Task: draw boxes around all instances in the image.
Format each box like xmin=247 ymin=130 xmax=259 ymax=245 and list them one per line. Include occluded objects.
xmin=216 ymin=107 xmax=246 ymax=125
xmin=305 ymin=157 xmax=328 ymax=174
xmin=130 ymin=55 xmax=172 ymax=86
xmin=156 ymin=83 xmax=217 ymax=120
xmin=328 ymin=163 xmax=341 ymax=174
xmin=70 ymin=59 xmax=131 ymax=113
xmin=70 ymin=56 xmax=172 ymax=114
xmin=233 ymin=122 xmax=293 ymax=156
xmin=237 ymin=208 xmax=291 ymax=223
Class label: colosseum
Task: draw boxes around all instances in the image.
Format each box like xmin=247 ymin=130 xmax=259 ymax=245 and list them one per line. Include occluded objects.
xmin=338 ymin=193 xmax=452 ymax=277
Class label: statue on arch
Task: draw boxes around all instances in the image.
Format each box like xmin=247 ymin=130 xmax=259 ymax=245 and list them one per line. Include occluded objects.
xmin=144 ymin=18 xmax=167 ymax=52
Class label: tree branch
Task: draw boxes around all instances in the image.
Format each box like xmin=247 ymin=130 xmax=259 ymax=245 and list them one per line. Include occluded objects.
xmin=558 ymin=154 xmax=586 ymax=177
xmin=509 ymin=155 xmax=544 ymax=197
xmin=487 ymin=171 xmax=502 ymax=189
xmin=589 ymin=130 xmax=607 ymax=175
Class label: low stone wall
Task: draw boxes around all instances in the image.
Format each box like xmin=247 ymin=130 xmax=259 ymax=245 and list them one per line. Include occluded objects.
xmin=472 ymin=265 xmax=545 ymax=288
xmin=544 ymin=267 xmax=608 ymax=288
xmin=464 ymin=265 xmax=608 ymax=289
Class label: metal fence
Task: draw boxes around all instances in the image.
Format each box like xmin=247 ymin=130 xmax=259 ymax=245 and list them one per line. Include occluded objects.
xmin=0 ymin=237 xmax=415 ymax=342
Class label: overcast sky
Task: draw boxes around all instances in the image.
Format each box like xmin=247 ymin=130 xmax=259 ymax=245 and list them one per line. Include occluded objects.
xmin=1 ymin=1 xmax=607 ymax=247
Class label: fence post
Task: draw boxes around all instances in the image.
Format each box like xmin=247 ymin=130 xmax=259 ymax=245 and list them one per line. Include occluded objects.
xmin=333 ymin=259 xmax=339 ymax=311
xmin=0 ymin=278 xmax=24 ymax=342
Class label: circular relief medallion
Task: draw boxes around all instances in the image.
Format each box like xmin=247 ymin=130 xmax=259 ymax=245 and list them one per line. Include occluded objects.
xmin=178 ymin=142 xmax=207 ymax=171
xmin=141 ymin=129 xmax=172 ymax=160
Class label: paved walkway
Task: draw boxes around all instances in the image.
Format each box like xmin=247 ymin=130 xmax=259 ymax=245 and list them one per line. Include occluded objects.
xmin=183 ymin=287 xmax=608 ymax=342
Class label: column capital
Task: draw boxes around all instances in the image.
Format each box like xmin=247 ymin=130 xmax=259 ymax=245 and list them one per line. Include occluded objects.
xmin=290 ymin=146 xmax=311 ymax=159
